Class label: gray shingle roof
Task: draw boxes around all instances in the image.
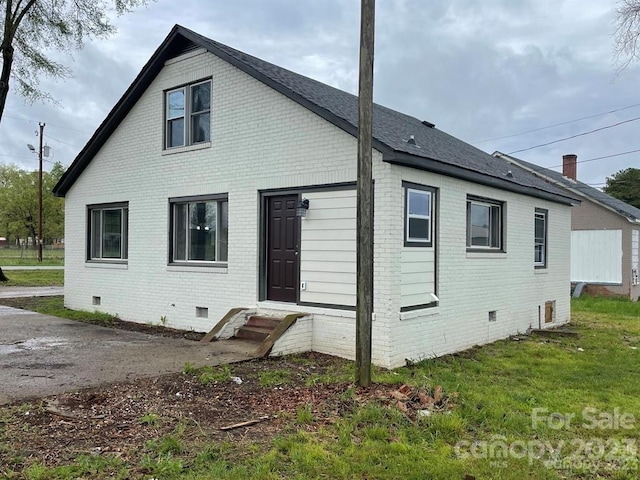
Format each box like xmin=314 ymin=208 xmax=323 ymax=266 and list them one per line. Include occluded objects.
xmin=182 ymin=28 xmax=577 ymax=204
xmin=497 ymin=154 xmax=640 ymax=222
xmin=54 ymin=25 xmax=578 ymax=205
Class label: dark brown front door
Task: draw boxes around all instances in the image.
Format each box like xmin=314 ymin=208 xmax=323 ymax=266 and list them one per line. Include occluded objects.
xmin=266 ymin=195 xmax=299 ymax=302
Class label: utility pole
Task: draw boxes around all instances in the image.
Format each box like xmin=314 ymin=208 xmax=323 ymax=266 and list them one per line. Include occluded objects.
xmin=37 ymin=122 xmax=45 ymax=263
xmin=355 ymin=0 xmax=375 ymax=387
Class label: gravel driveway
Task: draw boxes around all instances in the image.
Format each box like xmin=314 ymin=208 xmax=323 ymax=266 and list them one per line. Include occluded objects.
xmin=0 ymin=305 xmax=258 ymax=404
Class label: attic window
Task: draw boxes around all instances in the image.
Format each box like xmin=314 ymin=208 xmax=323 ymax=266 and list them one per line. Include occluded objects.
xmin=165 ymin=79 xmax=211 ymax=149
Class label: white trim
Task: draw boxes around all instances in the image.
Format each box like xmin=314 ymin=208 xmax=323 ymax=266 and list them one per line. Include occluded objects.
xmin=166 ymin=265 xmax=227 ymax=274
xmin=466 ymin=252 xmax=508 ymax=259
xmin=406 ymin=188 xmax=432 ymax=243
xmin=85 ymin=262 xmax=128 ymax=270
xmin=161 ymin=141 xmax=211 ymax=155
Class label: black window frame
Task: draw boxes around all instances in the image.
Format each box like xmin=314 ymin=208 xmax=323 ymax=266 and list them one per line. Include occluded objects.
xmin=168 ymin=194 xmax=228 ymax=266
xmin=87 ymin=202 xmax=129 ymax=262
xmin=403 ymin=182 xmax=435 ymax=247
xmin=466 ymin=195 xmax=504 ymax=252
xmin=534 ymin=208 xmax=548 ymax=268
xmin=164 ymin=79 xmax=211 ymax=149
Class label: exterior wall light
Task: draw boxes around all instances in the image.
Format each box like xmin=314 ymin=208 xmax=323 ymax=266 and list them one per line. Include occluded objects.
xmin=296 ymin=198 xmax=310 ymax=217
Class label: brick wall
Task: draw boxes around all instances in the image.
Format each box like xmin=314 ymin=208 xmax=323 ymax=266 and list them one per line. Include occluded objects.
xmin=64 ymin=48 xmax=573 ymax=368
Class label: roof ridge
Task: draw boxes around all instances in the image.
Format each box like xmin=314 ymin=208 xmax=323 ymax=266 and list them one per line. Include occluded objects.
xmin=496 ymin=152 xmax=640 ymax=221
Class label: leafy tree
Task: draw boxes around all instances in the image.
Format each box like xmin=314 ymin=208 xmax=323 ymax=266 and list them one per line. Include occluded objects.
xmin=0 ymin=0 xmax=151 ymax=124
xmin=602 ymin=167 xmax=640 ymax=209
xmin=615 ymin=0 xmax=640 ymax=71
xmin=0 ymin=162 xmax=64 ymax=245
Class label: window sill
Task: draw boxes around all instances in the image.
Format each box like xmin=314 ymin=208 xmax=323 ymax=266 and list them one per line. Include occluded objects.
xmin=404 ymin=241 xmax=433 ymax=248
xmin=534 ymin=266 xmax=548 ymax=273
xmin=466 ymin=250 xmax=507 ymax=259
xmin=85 ymin=261 xmax=128 ymax=269
xmin=167 ymin=263 xmax=228 ymax=273
xmin=400 ymin=307 xmax=440 ymax=321
xmin=162 ymin=141 xmax=211 ymax=156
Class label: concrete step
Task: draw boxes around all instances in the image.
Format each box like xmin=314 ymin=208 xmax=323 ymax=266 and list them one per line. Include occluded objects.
xmin=235 ymin=325 xmax=273 ymax=342
xmin=246 ymin=315 xmax=282 ymax=329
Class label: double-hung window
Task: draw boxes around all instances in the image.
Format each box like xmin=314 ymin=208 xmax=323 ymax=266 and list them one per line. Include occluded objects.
xmin=170 ymin=195 xmax=228 ymax=264
xmin=466 ymin=196 xmax=503 ymax=250
xmin=404 ymin=183 xmax=435 ymax=246
xmin=165 ymin=79 xmax=211 ymax=149
xmin=88 ymin=203 xmax=128 ymax=261
xmin=534 ymin=208 xmax=548 ymax=268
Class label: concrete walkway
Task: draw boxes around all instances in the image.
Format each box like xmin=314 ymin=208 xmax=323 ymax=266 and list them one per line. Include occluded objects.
xmin=0 ymin=306 xmax=259 ymax=405
xmin=0 ymin=286 xmax=64 ymax=298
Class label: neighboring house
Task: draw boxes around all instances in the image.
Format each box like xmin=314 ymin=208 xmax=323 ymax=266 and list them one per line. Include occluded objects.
xmin=53 ymin=25 xmax=578 ymax=368
xmin=496 ymin=152 xmax=640 ymax=301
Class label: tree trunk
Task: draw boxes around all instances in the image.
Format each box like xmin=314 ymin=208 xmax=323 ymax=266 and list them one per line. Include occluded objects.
xmin=0 ymin=267 xmax=8 ymax=282
xmin=0 ymin=38 xmax=14 ymax=126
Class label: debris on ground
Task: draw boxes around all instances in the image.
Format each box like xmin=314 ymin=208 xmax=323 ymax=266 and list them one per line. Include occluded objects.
xmin=390 ymin=384 xmax=457 ymax=420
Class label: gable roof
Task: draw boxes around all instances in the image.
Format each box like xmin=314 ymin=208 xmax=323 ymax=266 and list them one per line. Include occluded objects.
xmin=53 ymin=25 xmax=576 ymax=206
xmin=495 ymin=152 xmax=640 ymax=223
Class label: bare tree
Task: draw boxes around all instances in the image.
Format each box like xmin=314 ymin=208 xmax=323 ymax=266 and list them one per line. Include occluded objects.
xmin=0 ymin=0 xmax=151 ymax=125
xmin=615 ymin=0 xmax=640 ymax=72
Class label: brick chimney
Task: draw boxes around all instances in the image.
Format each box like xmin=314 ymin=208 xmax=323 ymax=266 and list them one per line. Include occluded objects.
xmin=562 ymin=154 xmax=577 ymax=180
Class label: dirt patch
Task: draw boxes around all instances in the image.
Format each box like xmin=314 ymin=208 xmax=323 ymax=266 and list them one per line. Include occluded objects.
xmin=0 ymin=353 xmax=397 ymax=473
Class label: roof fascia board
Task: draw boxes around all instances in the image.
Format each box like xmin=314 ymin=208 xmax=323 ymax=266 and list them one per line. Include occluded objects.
xmin=385 ymin=151 xmax=577 ymax=206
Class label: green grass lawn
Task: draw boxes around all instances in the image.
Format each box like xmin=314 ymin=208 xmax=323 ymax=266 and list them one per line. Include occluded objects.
xmin=0 ymin=269 xmax=63 ymax=286
xmin=1 ymin=296 xmax=639 ymax=479
xmin=0 ymin=247 xmax=64 ymax=266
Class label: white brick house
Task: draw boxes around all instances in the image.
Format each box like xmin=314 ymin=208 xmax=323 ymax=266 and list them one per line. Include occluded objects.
xmin=54 ymin=25 xmax=578 ymax=368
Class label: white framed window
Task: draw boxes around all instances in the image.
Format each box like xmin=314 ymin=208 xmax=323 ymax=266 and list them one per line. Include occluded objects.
xmin=170 ymin=195 xmax=228 ymax=264
xmin=88 ymin=203 xmax=128 ymax=261
xmin=404 ymin=184 xmax=434 ymax=246
xmin=535 ymin=208 xmax=548 ymax=268
xmin=466 ymin=196 xmax=503 ymax=250
xmin=165 ymin=80 xmax=211 ymax=149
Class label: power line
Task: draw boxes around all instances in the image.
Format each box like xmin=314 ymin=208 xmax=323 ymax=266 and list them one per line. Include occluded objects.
xmin=473 ymin=102 xmax=640 ymax=144
xmin=44 ymin=134 xmax=80 ymax=149
xmin=545 ymin=149 xmax=640 ymax=170
xmin=3 ymin=113 xmax=93 ymax=135
xmin=507 ymin=116 xmax=640 ymax=155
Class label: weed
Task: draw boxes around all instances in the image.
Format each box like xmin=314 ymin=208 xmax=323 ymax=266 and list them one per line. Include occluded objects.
xmin=296 ymin=404 xmax=314 ymax=425
xmin=160 ymin=315 xmax=168 ymax=326
xmin=183 ymin=361 xmax=196 ymax=374
xmin=139 ymin=453 xmax=183 ymax=478
xmin=140 ymin=413 xmax=160 ymax=426
xmin=198 ymin=364 xmax=232 ymax=385
xmin=258 ymin=369 xmax=291 ymax=387
xmin=146 ymin=435 xmax=184 ymax=455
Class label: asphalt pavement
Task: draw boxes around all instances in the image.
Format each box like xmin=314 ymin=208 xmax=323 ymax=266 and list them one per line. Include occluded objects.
xmin=0 ymin=305 xmax=258 ymax=405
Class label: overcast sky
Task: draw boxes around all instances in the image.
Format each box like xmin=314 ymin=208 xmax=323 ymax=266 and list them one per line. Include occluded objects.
xmin=1 ymin=0 xmax=638 ymax=187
